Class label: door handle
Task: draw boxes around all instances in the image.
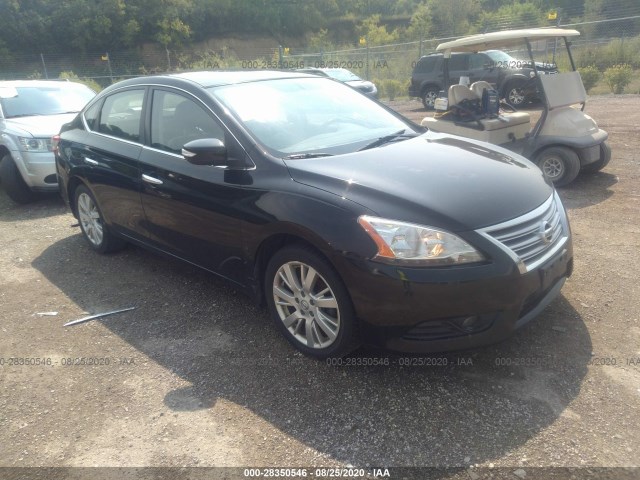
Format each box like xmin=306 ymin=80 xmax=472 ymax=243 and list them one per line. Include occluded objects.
xmin=142 ymin=174 xmax=163 ymax=185
xmin=84 ymin=156 xmax=99 ymax=166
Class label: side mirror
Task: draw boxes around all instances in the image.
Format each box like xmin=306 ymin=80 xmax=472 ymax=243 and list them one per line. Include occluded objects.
xmin=182 ymin=138 xmax=227 ymax=166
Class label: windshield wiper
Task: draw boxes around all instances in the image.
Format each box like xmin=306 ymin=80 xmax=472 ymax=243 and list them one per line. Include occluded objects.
xmin=284 ymin=152 xmax=334 ymax=159
xmin=358 ymin=129 xmax=417 ymax=151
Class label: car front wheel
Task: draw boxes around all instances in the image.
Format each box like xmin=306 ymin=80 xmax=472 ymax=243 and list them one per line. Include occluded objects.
xmin=265 ymin=245 xmax=359 ymax=359
xmin=74 ymin=185 xmax=125 ymax=253
xmin=0 ymin=154 xmax=36 ymax=204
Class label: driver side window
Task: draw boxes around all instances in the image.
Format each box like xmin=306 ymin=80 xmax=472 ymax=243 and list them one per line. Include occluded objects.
xmin=150 ymin=90 xmax=224 ymax=154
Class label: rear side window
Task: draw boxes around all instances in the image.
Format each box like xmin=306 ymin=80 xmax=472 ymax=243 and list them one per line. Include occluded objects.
xmin=469 ymin=53 xmax=490 ymax=70
xmin=414 ymin=56 xmax=440 ymax=73
xmin=449 ymin=54 xmax=469 ymax=71
xmin=98 ymin=89 xmax=145 ymax=142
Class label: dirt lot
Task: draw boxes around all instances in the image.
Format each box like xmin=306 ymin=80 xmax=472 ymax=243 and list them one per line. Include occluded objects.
xmin=1 ymin=96 xmax=639 ymax=479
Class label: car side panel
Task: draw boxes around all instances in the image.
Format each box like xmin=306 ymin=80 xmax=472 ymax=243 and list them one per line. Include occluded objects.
xmin=58 ymin=128 xmax=146 ymax=238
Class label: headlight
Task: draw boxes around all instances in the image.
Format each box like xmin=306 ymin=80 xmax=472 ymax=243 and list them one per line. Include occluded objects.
xmin=358 ymin=215 xmax=485 ymax=266
xmin=18 ymin=137 xmax=52 ymax=152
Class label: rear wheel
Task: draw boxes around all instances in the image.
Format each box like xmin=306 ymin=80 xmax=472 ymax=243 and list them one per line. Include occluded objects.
xmin=535 ymin=146 xmax=580 ymax=187
xmin=0 ymin=154 xmax=36 ymax=204
xmin=74 ymin=185 xmax=125 ymax=253
xmin=265 ymin=245 xmax=359 ymax=359
xmin=582 ymin=141 xmax=612 ymax=173
xmin=421 ymin=87 xmax=439 ymax=110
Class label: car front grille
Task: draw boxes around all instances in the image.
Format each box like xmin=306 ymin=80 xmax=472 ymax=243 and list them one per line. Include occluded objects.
xmin=478 ymin=192 xmax=569 ymax=273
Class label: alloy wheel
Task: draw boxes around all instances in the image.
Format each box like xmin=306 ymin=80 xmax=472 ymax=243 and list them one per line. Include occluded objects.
xmin=77 ymin=192 xmax=104 ymax=246
xmin=272 ymin=261 xmax=340 ymax=349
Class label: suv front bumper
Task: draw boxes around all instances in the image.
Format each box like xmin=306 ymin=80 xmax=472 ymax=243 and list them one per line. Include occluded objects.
xmin=10 ymin=150 xmax=58 ymax=190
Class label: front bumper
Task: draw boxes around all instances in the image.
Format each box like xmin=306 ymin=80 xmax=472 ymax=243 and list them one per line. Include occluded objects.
xmin=10 ymin=149 xmax=58 ymax=190
xmin=334 ymin=195 xmax=573 ymax=353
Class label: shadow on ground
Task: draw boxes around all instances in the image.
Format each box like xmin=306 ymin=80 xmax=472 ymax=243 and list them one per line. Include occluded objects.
xmin=0 ymin=187 xmax=66 ymax=222
xmin=32 ymin=234 xmax=591 ymax=471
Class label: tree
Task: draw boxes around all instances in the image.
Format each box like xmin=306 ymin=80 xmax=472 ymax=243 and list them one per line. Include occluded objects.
xmin=427 ymin=0 xmax=480 ymax=38
xmin=474 ymin=2 xmax=544 ymax=33
xmin=357 ymin=15 xmax=399 ymax=46
xmin=405 ymin=2 xmax=432 ymax=41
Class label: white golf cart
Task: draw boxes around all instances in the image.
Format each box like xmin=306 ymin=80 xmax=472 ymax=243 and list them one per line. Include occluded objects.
xmin=421 ymin=28 xmax=610 ymax=186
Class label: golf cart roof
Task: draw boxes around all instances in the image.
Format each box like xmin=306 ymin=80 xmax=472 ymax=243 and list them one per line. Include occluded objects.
xmin=436 ymin=28 xmax=580 ymax=53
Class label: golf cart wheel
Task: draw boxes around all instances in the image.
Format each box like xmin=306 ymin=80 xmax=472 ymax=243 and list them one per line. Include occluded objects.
xmin=421 ymin=87 xmax=439 ymax=110
xmin=0 ymin=154 xmax=36 ymax=204
xmin=535 ymin=146 xmax=580 ymax=187
xmin=582 ymin=141 xmax=612 ymax=173
xmin=264 ymin=244 xmax=360 ymax=359
xmin=503 ymin=80 xmax=527 ymax=108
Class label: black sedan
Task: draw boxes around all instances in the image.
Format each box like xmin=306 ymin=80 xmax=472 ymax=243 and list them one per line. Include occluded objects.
xmin=55 ymin=71 xmax=573 ymax=359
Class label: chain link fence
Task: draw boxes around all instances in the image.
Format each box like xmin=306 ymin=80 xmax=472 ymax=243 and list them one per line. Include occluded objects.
xmin=1 ymin=13 xmax=638 ymax=89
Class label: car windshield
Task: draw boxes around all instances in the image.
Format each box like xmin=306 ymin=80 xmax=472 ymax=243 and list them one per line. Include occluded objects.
xmin=323 ymin=69 xmax=362 ymax=82
xmin=0 ymin=84 xmax=95 ymax=118
xmin=209 ymin=77 xmax=413 ymax=156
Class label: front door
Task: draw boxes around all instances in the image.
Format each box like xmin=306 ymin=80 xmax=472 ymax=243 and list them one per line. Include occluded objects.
xmin=138 ymin=88 xmax=252 ymax=284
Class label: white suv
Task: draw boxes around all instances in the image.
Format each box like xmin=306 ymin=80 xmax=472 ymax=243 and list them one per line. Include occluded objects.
xmin=0 ymin=80 xmax=95 ymax=203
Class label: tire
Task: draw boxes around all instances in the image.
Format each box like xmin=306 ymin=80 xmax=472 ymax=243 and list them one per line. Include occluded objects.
xmin=74 ymin=185 xmax=125 ymax=253
xmin=582 ymin=141 xmax=612 ymax=173
xmin=264 ymin=245 xmax=360 ymax=359
xmin=535 ymin=146 xmax=581 ymax=187
xmin=421 ymin=87 xmax=439 ymax=110
xmin=503 ymin=80 xmax=527 ymax=108
xmin=0 ymin=154 xmax=36 ymax=204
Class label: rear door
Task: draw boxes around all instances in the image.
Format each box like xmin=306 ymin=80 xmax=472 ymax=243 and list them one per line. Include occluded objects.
xmin=448 ymin=53 xmax=470 ymax=85
xmin=63 ymin=88 xmax=147 ymax=238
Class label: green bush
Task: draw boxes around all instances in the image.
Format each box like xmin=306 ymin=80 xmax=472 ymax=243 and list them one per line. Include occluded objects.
xmin=58 ymin=71 xmax=102 ymax=92
xmin=578 ymin=65 xmax=600 ymax=93
xmin=383 ymin=79 xmax=402 ymax=100
xmin=603 ymin=64 xmax=633 ymax=94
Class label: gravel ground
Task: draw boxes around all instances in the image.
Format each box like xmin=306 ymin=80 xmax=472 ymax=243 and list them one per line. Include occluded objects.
xmin=0 ymin=95 xmax=639 ymax=480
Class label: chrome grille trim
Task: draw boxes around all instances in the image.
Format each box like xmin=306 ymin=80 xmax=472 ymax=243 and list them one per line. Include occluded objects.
xmin=477 ymin=192 xmax=569 ymax=273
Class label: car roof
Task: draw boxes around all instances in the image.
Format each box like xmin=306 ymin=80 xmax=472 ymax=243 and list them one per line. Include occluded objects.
xmin=436 ymin=28 xmax=580 ymax=53
xmin=169 ymin=70 xmax=313 ymax=88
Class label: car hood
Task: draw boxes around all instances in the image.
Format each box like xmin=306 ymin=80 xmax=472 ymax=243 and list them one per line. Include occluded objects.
xmin=284 ymin=132 xmax=552 ymax=231
xmin=3 ymin=113 xmax=78 ymax=137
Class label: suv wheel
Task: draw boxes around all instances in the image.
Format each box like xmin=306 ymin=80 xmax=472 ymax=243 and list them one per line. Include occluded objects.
xmin=503 ymin=80 xmax=527 ymax=108
xmin=0 ymin=154 xmax=36 ymax=204
xmin=421 ymin=87 xmax=439 ymax=110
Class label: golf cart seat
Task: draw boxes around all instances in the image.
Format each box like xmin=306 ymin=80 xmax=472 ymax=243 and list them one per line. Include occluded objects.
xmin=422 ymin=84 xmax=531 ymax=143
xmin=470 ymin=81 xmax=493 ymax=99
xmin=449 ymin=84 xmax=478 ymax=106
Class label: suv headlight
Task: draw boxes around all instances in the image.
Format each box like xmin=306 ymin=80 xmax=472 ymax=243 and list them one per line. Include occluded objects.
xmin=18 ymin=137 xmax=52 ymax=152
xmin=358 ymin=215 xmax=485 ymax=266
